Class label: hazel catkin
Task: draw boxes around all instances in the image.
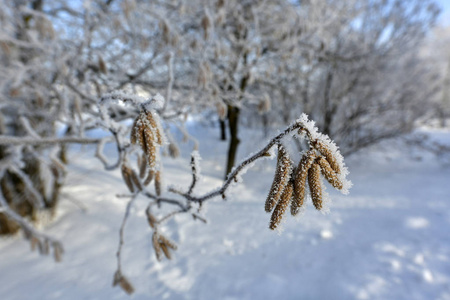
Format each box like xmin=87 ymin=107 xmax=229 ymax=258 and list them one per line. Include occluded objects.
xmin=313 ymin=140 xmax=340 ymax=174
xmin=291 ymin=150 xmax=316 ymax=216
xmin=308 ymin=163 xmax=323 ymax=210
xmin=264 ymin=144 xmax=292 ymax=213
xmin=317 ymin=156 xmax=343 ymax=190
xmin=269 ymin=181 xmax=293 ymax=230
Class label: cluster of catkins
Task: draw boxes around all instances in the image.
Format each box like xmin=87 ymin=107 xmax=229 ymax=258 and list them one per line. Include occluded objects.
xmin=123 ymin=108 xmax=164 ymax=195
xmin=265 ymin=139 xmax=345 ymax=230
xmin=147 ymin=210 xmax=178 ymax=261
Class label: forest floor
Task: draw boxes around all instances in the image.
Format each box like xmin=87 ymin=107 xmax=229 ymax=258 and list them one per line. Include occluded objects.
xmin=1 ymin=122 xmax=450 ymax=300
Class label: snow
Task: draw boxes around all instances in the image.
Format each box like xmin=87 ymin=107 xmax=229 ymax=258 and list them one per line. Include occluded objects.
xmin=1 ymin=124 xmax=450 ymax=300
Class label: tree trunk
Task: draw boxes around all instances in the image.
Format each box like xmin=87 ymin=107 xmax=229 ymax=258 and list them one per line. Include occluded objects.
xmin=322 ymin=70 xmax=334 ymax=136
xmin=219 ymin=119 xmax=227 ymax=141
xmin=225 ymin=105 xmax=240 ymax=178
xmin=262 ymin=113 xmax=269 ymax=138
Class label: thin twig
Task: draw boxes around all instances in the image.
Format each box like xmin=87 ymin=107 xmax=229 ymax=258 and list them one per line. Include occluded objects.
xmin=116 ymin=194 xmax=138 ymax=272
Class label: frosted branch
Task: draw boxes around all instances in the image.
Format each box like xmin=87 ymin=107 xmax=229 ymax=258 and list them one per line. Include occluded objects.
xmin=0 ymin=136 xmax=101 ymax=146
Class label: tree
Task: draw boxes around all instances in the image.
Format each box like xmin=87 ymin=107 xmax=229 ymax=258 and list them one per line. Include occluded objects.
xmin=256 ymin=0 xmax=440 ymax=155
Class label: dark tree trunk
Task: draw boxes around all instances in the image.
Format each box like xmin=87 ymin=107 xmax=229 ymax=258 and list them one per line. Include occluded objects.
xmin=219 ymin=119 xmax=227 ymax=141
xmin=322 ymin=70 xmax=334 ymax=136
xmin=223 ymin=40 xmax=248 ymax=178
xmin=225 ymin=105 xmax=240 ymax=178
xmin=262 ymin=113 xmax=269 ymax=138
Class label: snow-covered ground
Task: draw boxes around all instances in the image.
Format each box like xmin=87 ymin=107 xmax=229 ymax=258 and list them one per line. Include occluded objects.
xmin=1 ymin=124 xmax=450 ymax=300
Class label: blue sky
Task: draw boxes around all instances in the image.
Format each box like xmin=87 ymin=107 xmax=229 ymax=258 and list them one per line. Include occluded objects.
xmin=437 ymin=0 xmax=450 ymax=25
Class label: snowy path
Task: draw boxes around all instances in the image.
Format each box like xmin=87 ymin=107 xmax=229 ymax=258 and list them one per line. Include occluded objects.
xmin=1 ymin=126 xmax=450 ymax=300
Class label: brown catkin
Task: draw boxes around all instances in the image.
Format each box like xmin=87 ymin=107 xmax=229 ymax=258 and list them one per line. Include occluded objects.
xmin=291 ymin=150 xmax=316 ymax=216
xmin=269 ymin=181 xmax=293 ymax=230
xmin=144 ymin=127 xmax=157 ymax=168
xmin=144 ymin=170 xmax=154 ymax=186
xmin=158 ymin=234 xmax=177 ymax=250
xmin=130 ymin=170 xmax=142 ymax=191
xmin=308 ymin=163 xmax=323 ymax=210
xmin=121 ymin=165 xmax=134 ymax=193
xmin=317 ymin=156 xmax=343 ymax=190
xmin=147 ymin=212 xmax=157 ymax=229
xmin=154 ymin=170 xmax=162 ymax=196
xmin=112 ymin=270 xmax=121 ymax=287
xmin=152 ymin=232 xmax=163 ymax=261
xmin=314 ymin=140 xmax=340 ymax=174
xmin=119 ymin=276 xmax=135 ymax=295
xmin=137 ymin=122 xmax=147 ymax=152
xmin=98 ymin=56 xmax=107 ymax=74
xmin=201 ymin=14 xmax=211 ymax=39
xmin=265 ymin=145 xmax=292 ymax=212
xmin=130 ymin=116 xmax=140 ymax=145
xmin=146 ymin=111 xmax=163 ymax=145
xmin=168 ymin=142 xmax=180 ymax=158
xmin=139 ymin=153 xmax=147 ymax=179
xmin=160 ymin=243 xmax=172 ymax=260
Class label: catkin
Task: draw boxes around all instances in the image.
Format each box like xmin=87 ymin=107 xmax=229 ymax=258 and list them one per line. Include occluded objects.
xmin=168 ymin=142 xmax=180 ymax=158
xmin=291 ymin=150 xmax=316 ymax=216
xmin=130 ymin=117 xmax=139 ymax=145
xmin=139 ymin=153 xmax=147 ymax=179
xmin=265 ymin=145 xmax=292 ymax=212
xmin=144 ymin=170 xmax=154 ymax=186
xmin=98 ymin=56 xmax=107 ymax=74
xmin=152 ymin=232 xmax=163 ymax=261
xmin=146 ymin=111 xmax=163 ymax=145
xmin=160 ymin=243 xmax=171 ymax=260
xmin=131 ymin=111 xmax=162 ymax=170
xmin=314 ymin=140 xmax=340 ymax=174
xmin=269 ymin=181 xmax=293 ymax=230
xmin=147 ymin=212 xmax=157 ymax=229
xmin=317 ymin=156 xmax=343 ymax=190
xmin=121 ymin=165 xmax=134 ymax=193
xmin=158 ymin=234 xmax=177 ymax=250
xmin=119 ymin=276 xmax=135 ymax=295
xmin=154 ymin=170 xmax=162 ymax=196
xmin=130 ymin=170 xmax=142 ymax=191
xmin=112 ymin=270 xmax=121 ymax=287
xmin=308 ymin=163 xmax=323 ymax=210
xmin=152 ymin=233 xmax=177 ymax=261
xmin=144 ymin=127 xmax=157 ymax=169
